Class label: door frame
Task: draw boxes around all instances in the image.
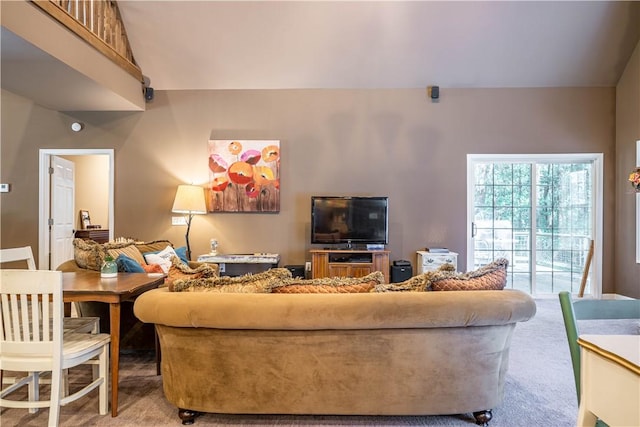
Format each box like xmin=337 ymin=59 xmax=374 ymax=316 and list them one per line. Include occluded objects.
xmin=466 ymin=153 xmax=604 ymax=297
xmin=38 ymin=149 xmax=114 ymax=270
xmin=636 ymin=141 xmax=640 ymax=264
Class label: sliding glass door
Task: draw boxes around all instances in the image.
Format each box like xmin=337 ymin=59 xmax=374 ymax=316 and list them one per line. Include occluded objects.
xmin=467 ymin=154 xmax=603 ymax=296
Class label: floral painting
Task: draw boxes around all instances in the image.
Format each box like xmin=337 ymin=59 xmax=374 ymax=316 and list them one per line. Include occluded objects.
xmin=207 ymin=140 xmax=280 ymax=212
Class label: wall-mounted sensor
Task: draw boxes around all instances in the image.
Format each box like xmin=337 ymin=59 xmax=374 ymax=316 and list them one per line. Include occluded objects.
xmin=428 ymin=86 xmax=440 ymax=100
xmin=71 ymin=122 xmax=84 ymax=132
xmin=0 ymin=183 xmax=10 ymax=193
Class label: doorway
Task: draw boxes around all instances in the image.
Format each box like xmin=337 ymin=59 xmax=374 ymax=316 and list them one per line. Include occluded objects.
xmin=38 ymin=149 xmax=114 ymax=270
xmin=466 ymin=154 xmax=603 ymax=297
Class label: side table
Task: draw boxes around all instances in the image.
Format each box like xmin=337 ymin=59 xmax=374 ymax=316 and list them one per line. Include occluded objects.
xmin=197 ymin=253 xmax=280 ymax=276
xmin=416 ymin=251 xmax=458 ymax=273
xmin=576 ymin=334 xmax=639 ymax=427
xmin=75 ymin=229 xmax=110 ymax=243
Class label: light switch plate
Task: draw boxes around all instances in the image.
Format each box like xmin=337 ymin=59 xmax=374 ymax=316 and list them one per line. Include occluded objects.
xmin=0 ymin=183 xmax=10 ymax=193
xmin=172 ymin=216 xmax=187 ymax=226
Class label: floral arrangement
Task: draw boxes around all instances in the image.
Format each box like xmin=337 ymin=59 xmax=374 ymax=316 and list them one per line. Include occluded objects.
xmin=629 ymin=167 xmax=640 ymax=192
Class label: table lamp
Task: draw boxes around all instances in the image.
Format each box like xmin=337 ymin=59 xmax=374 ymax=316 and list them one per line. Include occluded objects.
xmin=172 ymin=184 xmax=207 ymax=260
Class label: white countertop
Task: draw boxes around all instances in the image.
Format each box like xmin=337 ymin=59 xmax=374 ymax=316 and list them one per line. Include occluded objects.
xmin=197 ymin=253 xmax=280 ymax=264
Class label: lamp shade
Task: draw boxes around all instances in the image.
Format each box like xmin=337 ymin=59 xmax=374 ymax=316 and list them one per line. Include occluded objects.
xmin=172 ymin=185 xmax=207 ymax=214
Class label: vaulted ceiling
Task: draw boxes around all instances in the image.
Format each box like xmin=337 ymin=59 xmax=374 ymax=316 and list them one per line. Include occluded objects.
xmin=1 ymin=1 xmax=639 ymax=112
xmin=118 ymin=1 xmax=640 ymax=91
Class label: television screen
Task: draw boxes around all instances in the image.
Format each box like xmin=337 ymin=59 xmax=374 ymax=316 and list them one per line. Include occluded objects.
xmin=311 ymin=196 xmax=389 ymax=245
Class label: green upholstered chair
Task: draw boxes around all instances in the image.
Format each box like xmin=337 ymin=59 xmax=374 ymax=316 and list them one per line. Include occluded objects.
xmin=558 ymin=291 xmax=640 ymax=427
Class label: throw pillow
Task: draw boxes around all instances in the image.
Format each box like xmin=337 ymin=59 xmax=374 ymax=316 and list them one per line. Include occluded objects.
xmin=173 ymin=246 xmax=190 ymax=264
xmin=143 ymin=246 xmax=181 ymax=273
xmin=134 ymin=240 xmax=173 ymax=255
xmin=271 ymin=271 xmax=384 ymax=293
xmin=115 ymin=254 xmax=145 ymax=273
xmin=142 ymin=263 xmax=165 ymax=274
xmin=73 ymin=238 xmax=105 ymax=271
xmin=166 ymin=257 xmax=220 ymax=291
xmin=107 ymin=244 xmax=146 ymax=266
xmin=430 ymin=258 xmax=509 ymax=291
xmin=172 ymin=268 xmax=292 ymax=293
xmin=143 ymin=254 xmax=171 ymax=273
xmin=144 ymin=246 xmax=190 ymax=265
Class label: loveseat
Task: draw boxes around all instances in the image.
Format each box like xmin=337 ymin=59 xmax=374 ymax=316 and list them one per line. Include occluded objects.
xmin=134 ymin=263 xmax=536 ymax=426
xmin=57 ymin=238 xmax=208 ymax=349
xmin=57 ymin=238 xmax=203 ymax=274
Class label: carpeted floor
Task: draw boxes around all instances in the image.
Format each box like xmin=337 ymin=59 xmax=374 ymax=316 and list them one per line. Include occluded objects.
xmin=1 ymin=297 xmax=638 ymax=427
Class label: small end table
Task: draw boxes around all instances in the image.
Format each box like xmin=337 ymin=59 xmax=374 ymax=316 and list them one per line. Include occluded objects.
xmin=197 ymin=253 xmax=280 ymax=276
xmin=576 ymin=334 xmax=640 ymax=427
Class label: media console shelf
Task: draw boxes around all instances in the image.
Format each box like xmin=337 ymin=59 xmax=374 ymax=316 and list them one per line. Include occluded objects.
xmin=310 ymin=249 xmax=390 ymax=283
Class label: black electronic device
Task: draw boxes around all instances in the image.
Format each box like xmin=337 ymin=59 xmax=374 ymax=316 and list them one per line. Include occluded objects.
xmin=426 ymin=247 xmax=449 ymax=253
xmin=328 ymin=253 xmax=373 ymax=263
xmin=390 ymin=265 xmax=413 ymax=283
xmin=284 ymin=265 xmax=305 ymax=279
xmin=393 ymin=259 xmax=411 ymax=266
xmin=144 ymin=87 xmax=154 ymax=102
xmin=310 ymin=196 xmax=389 ymax=246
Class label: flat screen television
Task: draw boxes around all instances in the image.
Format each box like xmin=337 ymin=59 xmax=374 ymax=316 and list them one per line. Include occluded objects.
xmin=311 ymin=196 xmax=389 ymax=246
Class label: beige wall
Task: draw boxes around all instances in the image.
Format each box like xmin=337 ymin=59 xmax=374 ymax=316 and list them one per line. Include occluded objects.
xmin=615 ymin=40 xmax=640 ymax=298
xmin=1 ymin=86 xmax=619 ymax=292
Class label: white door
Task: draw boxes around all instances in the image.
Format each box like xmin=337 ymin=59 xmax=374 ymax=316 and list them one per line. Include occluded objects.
xmin=50 ymin=156 xmax=75 ymax=270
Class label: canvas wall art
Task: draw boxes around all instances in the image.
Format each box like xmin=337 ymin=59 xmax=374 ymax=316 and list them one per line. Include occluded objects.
xmin=207 ymin=140 xmax=280 ymax=212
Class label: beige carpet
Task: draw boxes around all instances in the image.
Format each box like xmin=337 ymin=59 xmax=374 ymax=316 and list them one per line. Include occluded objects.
xmin=1 ymin=298 xmax=638 ymax=426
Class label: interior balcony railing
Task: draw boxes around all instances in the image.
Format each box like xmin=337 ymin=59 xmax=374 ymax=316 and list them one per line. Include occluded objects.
xmin=30 ymin=0 xmax=142 ymax=83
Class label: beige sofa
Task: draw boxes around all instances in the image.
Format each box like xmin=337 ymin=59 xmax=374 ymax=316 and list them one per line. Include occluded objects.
xmin=134 ymin=287 xmax=536 ymax=425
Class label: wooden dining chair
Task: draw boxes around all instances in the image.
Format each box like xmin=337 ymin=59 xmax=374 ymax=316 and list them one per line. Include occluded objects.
xmin=558 ymin=291 xmax=640 ymax=427
xmin=0 ymin=269 xmax=111 ymax=425
xmin=0 ymin=247 xmax=37 ymax=270
xmin=0 ymin=246 xmax=100 ymax=392
xmin=0 ymin=246 xmax=99 ymax=334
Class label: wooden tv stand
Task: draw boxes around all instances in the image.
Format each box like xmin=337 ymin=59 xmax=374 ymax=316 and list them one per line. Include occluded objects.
xmin=310 ymin=249 xmax=390 ymax=283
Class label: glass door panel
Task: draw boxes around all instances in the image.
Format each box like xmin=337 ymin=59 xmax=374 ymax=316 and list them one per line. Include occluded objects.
xmin=535 ymin=162 xmax=593 ymax=294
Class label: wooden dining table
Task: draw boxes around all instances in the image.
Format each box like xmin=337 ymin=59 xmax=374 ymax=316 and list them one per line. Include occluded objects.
xmin=62 ymin=270 xmax=165 ymax=417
